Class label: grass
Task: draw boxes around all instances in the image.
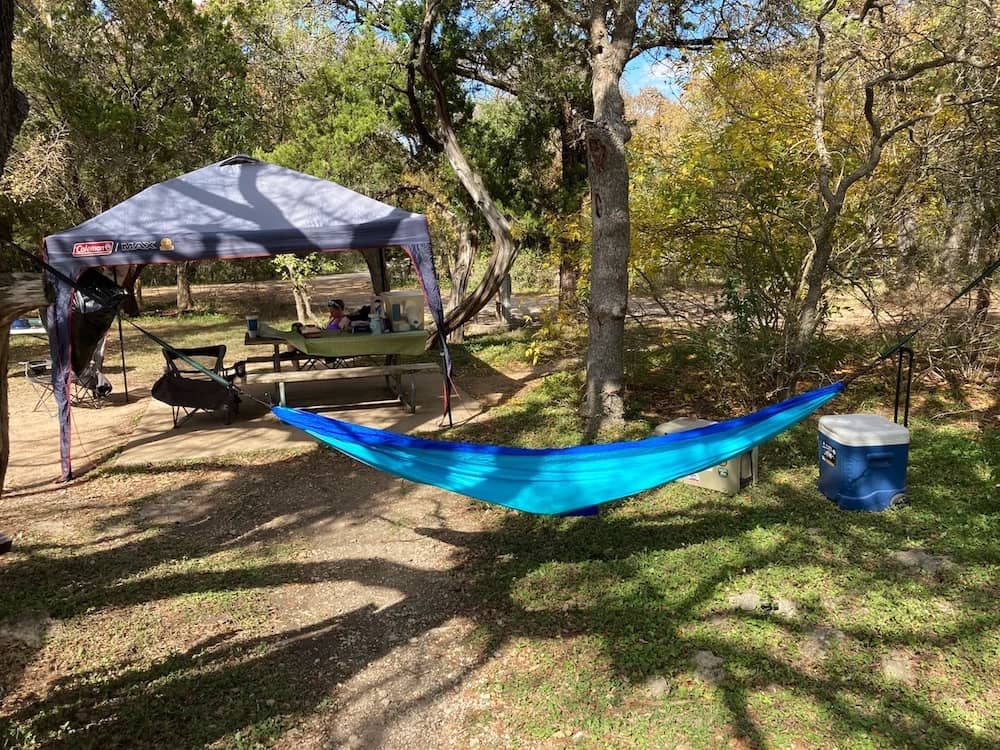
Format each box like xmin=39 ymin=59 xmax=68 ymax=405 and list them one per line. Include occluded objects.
xmin=2 ymin=279 xmax=999 ymax=749
xmin=430 ymin=316 xmax=998 ymax=749
xmin=448 ymin=414 xmax=999 ymax=749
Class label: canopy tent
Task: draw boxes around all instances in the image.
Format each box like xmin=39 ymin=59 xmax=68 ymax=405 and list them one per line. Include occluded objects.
xmin=43 ymin=155 xmax=451 ymax=480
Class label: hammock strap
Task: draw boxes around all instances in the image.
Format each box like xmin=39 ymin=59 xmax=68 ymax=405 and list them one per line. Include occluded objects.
xmin=126 ymin=320 xmax=235 ymax=388
xmin=844 ymin=256 xmax=1000 ymax=385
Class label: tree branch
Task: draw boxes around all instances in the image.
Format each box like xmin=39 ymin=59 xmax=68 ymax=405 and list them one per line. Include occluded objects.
xmin=453 ymin=60 xmax=519 ymax=94
xmin=416 ymin=0 xmax=520 ymax=336
xmin=405 ymin=34 xmax=444 ymax=154
xmin=632 ymin=31 xmax=738 ymax=56
xmin=868 ymin=54 xmax=962 ymax=88
xmin=812 ymin=7 xmax=837 ymax=208
xmin=539 ymin=0 xmax=585 ymax=29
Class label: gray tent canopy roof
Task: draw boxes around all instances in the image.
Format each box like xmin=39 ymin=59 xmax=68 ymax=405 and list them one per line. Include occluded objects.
xmin=43 ymin=155 xmax=432 ymax=271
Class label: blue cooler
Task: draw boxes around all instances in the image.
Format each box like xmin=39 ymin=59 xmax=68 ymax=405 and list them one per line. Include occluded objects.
xmin=818 ymin=414 xmax=909 ymax=511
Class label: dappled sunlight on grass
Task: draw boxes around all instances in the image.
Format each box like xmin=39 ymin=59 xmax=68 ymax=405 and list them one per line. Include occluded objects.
xmin=435 ymin=406 xmax=1000 ymax=748
xmin=443 ymin=370 xmax=586 ymax=448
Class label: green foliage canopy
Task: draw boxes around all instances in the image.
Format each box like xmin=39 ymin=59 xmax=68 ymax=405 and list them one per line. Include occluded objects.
xmin=4 ymin=0 xmax=260 ymax=245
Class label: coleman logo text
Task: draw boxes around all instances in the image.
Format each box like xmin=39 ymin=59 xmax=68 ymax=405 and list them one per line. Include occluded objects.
xmin=71 ymin=242 xmax=114 ymax=257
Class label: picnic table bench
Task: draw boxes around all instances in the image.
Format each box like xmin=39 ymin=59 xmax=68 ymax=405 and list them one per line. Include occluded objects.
xmin=242 ymin=361 xmax=441 ymax=411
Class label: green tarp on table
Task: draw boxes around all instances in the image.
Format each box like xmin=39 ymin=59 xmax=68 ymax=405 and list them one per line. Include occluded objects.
xmin=281 ymin=328 xmax=428 ymax=358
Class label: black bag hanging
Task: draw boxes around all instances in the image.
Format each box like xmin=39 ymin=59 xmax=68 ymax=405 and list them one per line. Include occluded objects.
xmin=70 ymin=269 xmax=128 ymax=376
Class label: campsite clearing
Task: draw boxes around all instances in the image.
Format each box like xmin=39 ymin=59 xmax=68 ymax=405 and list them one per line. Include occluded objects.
xmin=1 ymin=277 xmax=998 ymax=750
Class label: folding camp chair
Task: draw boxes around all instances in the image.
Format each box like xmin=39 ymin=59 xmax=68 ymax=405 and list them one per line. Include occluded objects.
xmin=72 ymin=373 xmax=112 ymax=409
xmin=151 ymin=345 xmax=241 ymax=428
xmin=296 ymin=354 xmax=351 ymax=371
xmin=23 ymin=358 xmax=110 ymax=413
xmin=72 ymin=343 xmax=113 ymax=409
xmin=24 ymin=360 xmax=55 ymax=414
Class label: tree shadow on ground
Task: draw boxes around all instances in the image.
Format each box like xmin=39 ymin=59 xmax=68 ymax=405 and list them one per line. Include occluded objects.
xmin=1 ymin=398 xmax=998 ymax=748
xmin=412 ymin=417 xmax=999 ymax=749
xmin=0 ymin=448 xmax=489 ymax=748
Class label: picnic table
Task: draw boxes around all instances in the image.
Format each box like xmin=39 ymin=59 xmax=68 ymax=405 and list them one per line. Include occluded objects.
xmin=241 ymin=323 xmax=439 ymax=410
xmin=9 ymin=317 xmax=47 ymax=339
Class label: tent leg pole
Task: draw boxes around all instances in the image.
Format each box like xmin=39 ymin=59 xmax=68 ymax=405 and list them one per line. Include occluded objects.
xmin=112 ymin=268 xmax=128 ymax=404
xmin=117 ymin=313 xmax=128 ymax=404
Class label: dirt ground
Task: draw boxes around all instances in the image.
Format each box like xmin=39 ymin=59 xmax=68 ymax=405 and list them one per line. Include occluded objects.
xmin=0 ymin=275 xmax=552 ymax=749
xmin=1 ymin=388 xmax=529 ymax=749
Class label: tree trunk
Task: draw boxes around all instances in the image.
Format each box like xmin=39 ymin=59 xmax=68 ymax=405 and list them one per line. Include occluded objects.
xmin=559 ymin=248 xmax=582 ymax=309
xmin=0 ymin=0 xmax=28 ymax=175
xmin=495 ymin=274 xmax=513 ymax=328
xmin=556 ymin=96 xmax=588 ymax=310
xmin=418 ymin=1 xmax=520 ymax=338
xmin=361 ymin=248 xmax=390 ymax=296
xmin=446 ymin=223 xmax=477 ymax=344
xmin=1 ymin=1 xmax=33 ymax=532
xmin=894 ymin=206 xmax=918 ymax=284
xmin=942 ymin=201 xmax=980 ymax=277
xmin=582 ymin=5 xmax=637 ymax=438
xmin=0 ymin=322 xmax=12 ymax=499
xmin=176 ymin=261 xmax=195 ymax=312
xmin=584 ymin=119 xmax=630 ymax=434
xmin=974 ymin=277 xmax=991 ymax=324
xmin=786 ymin=214 xmax=837 ymax=392
xmin=1 ymin=274 xmax=49 ymax=497
xmin=291 ymin=284 xmax=317 ymax=324
xmin=292 ymin=288 xmax=307 ymax=324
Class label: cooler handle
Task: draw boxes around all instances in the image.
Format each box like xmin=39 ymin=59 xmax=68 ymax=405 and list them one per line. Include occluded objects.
xmin=866 ymin=451 xmax=894 ymax=466
xmin=894 ymin=347 xmax=913 ymax=427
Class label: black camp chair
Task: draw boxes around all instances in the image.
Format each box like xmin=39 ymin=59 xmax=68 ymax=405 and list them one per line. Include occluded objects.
xmin=151 ymin=345 xmax=241 ymax=428
xmin=73 ymin=340 xmax=113 ymax=408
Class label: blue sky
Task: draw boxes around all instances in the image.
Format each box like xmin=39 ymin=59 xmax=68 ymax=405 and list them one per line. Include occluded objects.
xmin=622 ymin=51 xmax=690 ymax=99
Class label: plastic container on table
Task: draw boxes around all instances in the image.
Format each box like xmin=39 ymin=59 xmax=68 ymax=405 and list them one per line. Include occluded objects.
xmin=381 ymin=291 xmax=425 ymax=331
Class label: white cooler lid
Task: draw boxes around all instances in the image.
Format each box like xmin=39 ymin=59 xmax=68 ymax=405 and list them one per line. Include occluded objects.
xmin=818 ymin=413 xmax=909 ymax=447
xmin=654 ymin=417 xmax=717 ymax=436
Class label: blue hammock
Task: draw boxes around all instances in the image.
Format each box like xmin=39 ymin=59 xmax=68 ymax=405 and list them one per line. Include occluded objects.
xmin=271 ymin=381 xmax=844 ymax=515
